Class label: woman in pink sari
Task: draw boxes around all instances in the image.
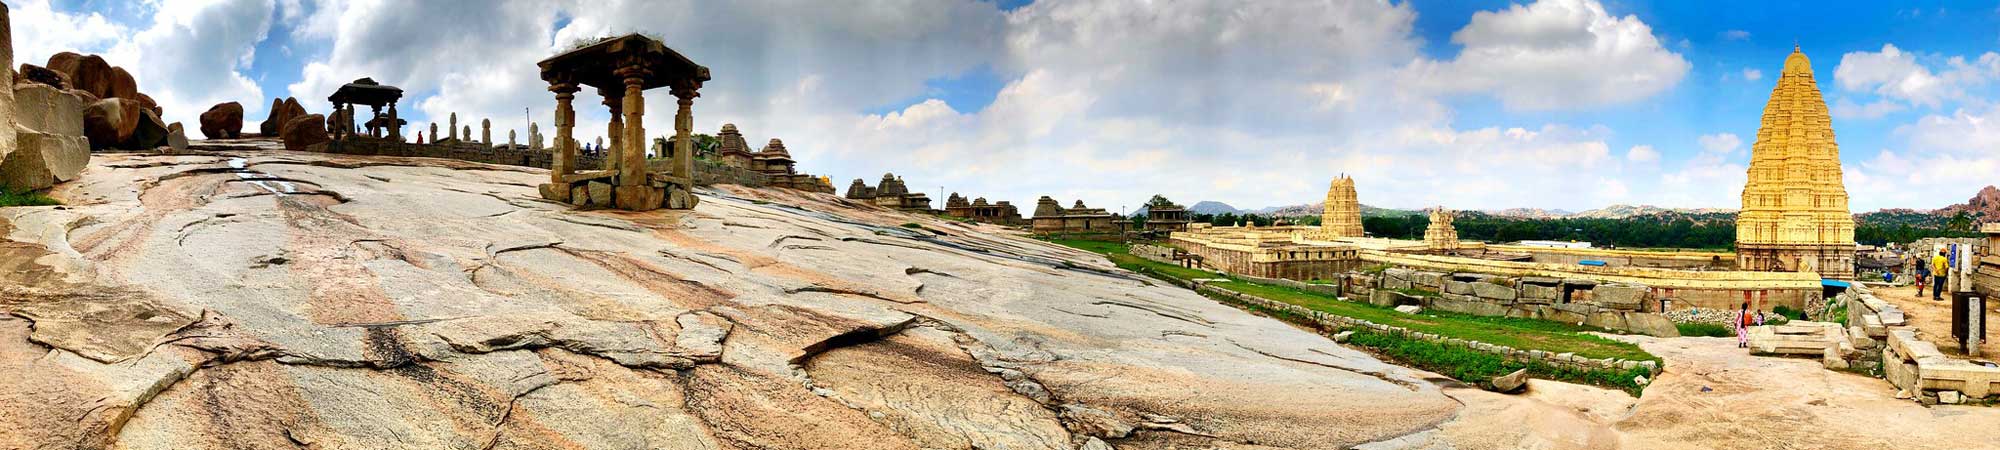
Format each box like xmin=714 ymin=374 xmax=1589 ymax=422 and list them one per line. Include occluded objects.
xmin=1734 ymin=302 xmax=1752 ymax=348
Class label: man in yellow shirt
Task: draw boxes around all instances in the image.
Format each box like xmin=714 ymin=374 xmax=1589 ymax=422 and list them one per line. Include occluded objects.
xmin=1932 ymin=249 xmax=1950 ymax=300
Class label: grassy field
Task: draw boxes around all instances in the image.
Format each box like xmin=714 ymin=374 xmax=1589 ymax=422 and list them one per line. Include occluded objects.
xmin=1048 ymin=238 xmax=1662 ymax=389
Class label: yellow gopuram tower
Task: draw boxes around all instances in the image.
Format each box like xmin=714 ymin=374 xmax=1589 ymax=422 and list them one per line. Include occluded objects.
xmin=1735 ymin=46 xmax=1855 ymax=279
xmin=1321 ymin=175 xmax=1365 ymax=238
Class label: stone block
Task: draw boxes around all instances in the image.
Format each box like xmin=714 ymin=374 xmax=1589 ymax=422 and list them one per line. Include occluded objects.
xmin=1470 ymin=282 xmax=1517 ymax=301
xmin=1548 ymin=303 xmax=1596 ymax=324
xmin=1520 ymin=283 xmax=1560 ymax=301
xmin=1444 ymin=280 xmax=1473 ymax=295
xmin=1506 ymin=305 xmax=1545 ymax=320
xmin=1 ymin=128 xmax=89 ymax=190
xmin=1382 ymin=276 xmax=1412 ymax=291
xmin=13 ymin=83 xmax=84 ymax=136
xmin=1595 ymin=283 xmax=1649 ymax=311
xmin=1394 ymin=305 xmax=1423 ymax=315
xmin=1583 ymin=311 xmax=1627 ymax=332
xmin=1434 ymin=293 xmax=1507 ymax=317
xmin=1383 ymin=268 xmax=1411 ymax=281
xmin=1622 ymin=312 xmax=1681 ymax=338
xmin=1518 ymin=276 xmax=1561 ymax=286
xmin=1411 ymin=271 xmax=1445 ymax=288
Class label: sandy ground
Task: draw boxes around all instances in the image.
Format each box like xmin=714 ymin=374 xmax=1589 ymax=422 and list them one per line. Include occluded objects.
xmin=1875 ymin=284 xmax=2000 ymax=357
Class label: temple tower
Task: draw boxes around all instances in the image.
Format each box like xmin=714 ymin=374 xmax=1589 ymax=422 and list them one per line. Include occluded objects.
xmin=1735 ymin=46 xmax=1855 ymax=279
xmin=1425 ymin=207 xmax=1459 ymax=253
xmin=1320 ymin=174 xmax=1364 ymax=238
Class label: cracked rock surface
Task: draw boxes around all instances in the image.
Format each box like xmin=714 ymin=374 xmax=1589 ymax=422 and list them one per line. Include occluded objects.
xmin=29 ymin=148 xmax=1971 ymax=449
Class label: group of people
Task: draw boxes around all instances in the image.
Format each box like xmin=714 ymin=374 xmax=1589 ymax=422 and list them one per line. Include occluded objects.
xmin=1909 ymin=248 xmax=1954 ymax=301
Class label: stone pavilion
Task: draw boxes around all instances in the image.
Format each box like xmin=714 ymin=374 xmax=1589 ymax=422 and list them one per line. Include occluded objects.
xmin=535 ymin=34 xmax=709 ymax=211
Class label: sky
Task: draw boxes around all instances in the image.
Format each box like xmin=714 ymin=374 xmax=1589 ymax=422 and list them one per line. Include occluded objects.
xmin=11 ymin=0 xmax=2000 ymax=214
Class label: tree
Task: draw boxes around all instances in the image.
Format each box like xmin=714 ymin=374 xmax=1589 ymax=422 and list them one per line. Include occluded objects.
xmin=1145 ymin=194 xmax=1176 ymax=208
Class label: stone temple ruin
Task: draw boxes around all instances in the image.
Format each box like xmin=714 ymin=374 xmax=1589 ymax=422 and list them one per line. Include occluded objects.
xmin=943 ymin=193 xmax=1024 ymax=225
xmin=1735 ymin=46 xmax=1856 ymax=279
xmin=845 ymin=173 xmax=932 ymax=211
xmin=326 ymin=78 xmax=403 ymax=142
xmin=1424 ymin=207 xmax=1461 ymax=253
xmin=535 ymin=34 xmax=709 ymax=211
xmin=1031 ymin=197 xmax=1118 ymax=235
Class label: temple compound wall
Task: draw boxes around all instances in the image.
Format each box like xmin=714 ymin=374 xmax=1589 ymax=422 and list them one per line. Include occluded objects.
xmin=1169 ymin=224 xmax=1361 ymax=281
xmin=1343 ymin=267 xmax=1682 ymax=337
xmin=1489 ymin=245 xmax=1738 ymax=270
xmin=1356 ymin=250 xmax=1821 ymax=313
xmin=943 ymin=193 xmax=1024 ymax=225
xmin=1031 ymin=196 xmax=1120 ymax=236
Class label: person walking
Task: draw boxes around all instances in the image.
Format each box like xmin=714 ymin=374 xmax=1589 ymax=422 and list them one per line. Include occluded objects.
xmin=1914 ymin=252 xmax=1930 ymax=295
xmin=1735 ymin=302 xmax=1754 ymax=348
xmin=1932 ymin=249 xmax=1950 ymax=300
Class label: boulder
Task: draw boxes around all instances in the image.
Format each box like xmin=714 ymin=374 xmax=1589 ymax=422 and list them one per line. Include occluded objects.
xmin=46 ymin=52 xmax=114 ymax=100
xmin=69 ymin=89 xmax=97 ymax=105
xmin=1485 ymin=368 xmax=1528 ymax=394
xmin=108 ymin=67 xmax=138 ymax=101
xmin=279 ymin=113 xmax=328 ymax=151
xmin=1622 ymin=313 xmax=1682 ymax=338
xmin=134 ymin=92 xmax=160 ymax=116
xmin=199 ymin=102 xmax=244 ymax=139
xmin=124 ymin=109 xmax=168 ymax=149
xmin=1583 ymin=311 xmax=1628 ymax=331
xmin=1 ymin=128 xmax=91 ymax=190
xmin=16 ymin=63 xmax=68 ymax=89
xmin=82 ymin=98 xmax=140 ymax=150
xmin=586 ymin=181 xmax=614 ymax=208
xmin=165 ymin=122 xmax=188 ymax=153
xmin=260 ymin=97 xmax=306 ymax=136
xmin=13 ymin=83 xmax=85 ymax=137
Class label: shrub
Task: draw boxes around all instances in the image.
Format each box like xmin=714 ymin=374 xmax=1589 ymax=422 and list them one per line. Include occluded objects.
xmin=0 ymin=186 xmax=59 ymax=207
xmin=1771 ymin=305 xmax=1806 ymax=321
xmin=1676 ymin=322 xmax=1734 ymax=337
xmin=1360 ymin=263 xmax=1392 ymax=275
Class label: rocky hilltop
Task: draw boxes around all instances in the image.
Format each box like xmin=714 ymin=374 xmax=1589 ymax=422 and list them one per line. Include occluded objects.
xmin=0 ymin=149 xmax=1489 ymax=449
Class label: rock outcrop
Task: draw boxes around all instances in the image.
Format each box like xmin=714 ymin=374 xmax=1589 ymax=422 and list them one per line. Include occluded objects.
xmin=198 ymin=101 xmax=243 ymax=139
xmin=279 ymin=113 xmax=327 ymax=150
xmin=15 ymin=63 xmax=66 ymax=88
xmin=258 ymin=97 xmax=306 ymax=136
xmin=81 ymin=98 xmax=139 ymax=149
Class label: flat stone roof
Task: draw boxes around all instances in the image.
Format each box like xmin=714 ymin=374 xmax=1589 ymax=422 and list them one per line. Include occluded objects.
xmin=539 ymin=34 xmax=711 ymax=91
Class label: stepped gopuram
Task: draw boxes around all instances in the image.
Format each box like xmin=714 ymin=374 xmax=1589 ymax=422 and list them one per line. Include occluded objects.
xmin=1320 ymin=174 xmax=1364 ymax=238
xmin=1030 ymin=197 xmax=1120 ymax=235
xmin=1425 ymin=207 xmax=1461 ymax=253
xmin=536 ymin=34 xmax=708 ymax=211
xmin=844 ymin=173 xmax=932 ymax=211
xmin=944 ymin=193 xmax=1025 ymax=225
xmin=1735 ymin=46 xmax=1856 ymax=279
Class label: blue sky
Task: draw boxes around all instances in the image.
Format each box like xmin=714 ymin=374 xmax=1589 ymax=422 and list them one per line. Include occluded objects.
xmin=13 ymin=0 xmax=2000 ymax=213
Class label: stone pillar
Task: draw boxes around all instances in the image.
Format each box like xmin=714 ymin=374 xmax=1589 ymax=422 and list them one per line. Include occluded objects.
xmin=431 ymin=123 xmax=438 ymax=142
xmin=462 ymin=126 xmax=471 ymax=144
xmin=550 ymin=83 xmax=579 ymax=186
xmin=387 ymin=103 xmax=400 ymax=141
xmin=481 ymin=118 xmax=491 ymax=144
xmin=620 ymin=72 xmax=646 ymax=187
xmin=529 ymin=122 xmax=541 ymax=150
xmin=448 ymin=113 xmax=458 ymax=140
xmin=509 ymin=130 xmax=516 ymax=149
xmin=368 ymin=105 xmax=383 ymax=138
xmin=602 ymin=87 xmax=623 ymax=176
xmin=671 ymin=85 xmax=698 ymax=182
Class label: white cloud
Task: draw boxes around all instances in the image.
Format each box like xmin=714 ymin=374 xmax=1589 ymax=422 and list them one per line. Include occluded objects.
xmin=1697 ymin=133 xmax=1741 ymax=154
xmin=1400 ymin=0 xmax=1690 ymax=110
xmin=106 ymin=0 xmax=276 ymax=127
xmin=1831 ymin=97 xmax=1906 ymax=119
xmin=7 ymin=0 xmax=129 ymax=70
xmin=1721 ymin=30 xmax=1751 ymax=41
xmin=1626 ymin=145 xmax=1660 ymax=162
xmin=1742 ymin=68 xmax=1763 ymax=81
xmin=1834 ymin=44 xmax=2000 ymax=108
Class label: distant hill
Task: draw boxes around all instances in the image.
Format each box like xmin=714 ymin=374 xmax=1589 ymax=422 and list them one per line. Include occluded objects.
xmin=1482 ymin=208 xmax=1574 ymax=219
xmin=1568 ymin=204 xmax=1737 ymax=219
xmin=1938 ymin=185 xmax=2000 ymax=223
xmin=1188 ymin=201 xmax=1239 ymax=215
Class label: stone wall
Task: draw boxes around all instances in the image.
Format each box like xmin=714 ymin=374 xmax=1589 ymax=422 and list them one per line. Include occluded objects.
xmin=1130 ymin=243 xmax=1178 ymax=265
xmin=1490 ymin=245 xmax=1736 ymax=270
xmin=1231 ymin=273 xmax=1341 ymax=298
xmin=1360 ymin=268 xmax=1681 ymax=337
xmin=1360 ymin=250 xmax=1822 ymax=312
xmin=1193 ymin=281 xmax=1661 ymax=378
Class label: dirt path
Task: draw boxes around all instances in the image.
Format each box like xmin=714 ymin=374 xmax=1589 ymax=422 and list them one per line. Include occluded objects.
xmin=1874 ymin=285 xmax=2000 ymax=357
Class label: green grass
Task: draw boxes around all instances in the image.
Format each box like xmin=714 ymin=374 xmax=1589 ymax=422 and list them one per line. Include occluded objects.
xmin=1046 ymin=238 xmax=1659 ymax=364
xmin=0 ymin=186 xmax=59 ymax=207
xmin=1342 ymin=328 xmax=1653 ymax=395
xmin=1676 ymin=322 xmax=1735 ymax=337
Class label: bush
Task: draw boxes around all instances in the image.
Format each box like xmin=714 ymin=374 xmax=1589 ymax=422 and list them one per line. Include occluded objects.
xmin=0 ymin=186 xmax=59 ymax=207
xmin=1771 ymin=305 xmax=1806 ymax=321
xmin=1676 ymin=322 xmax=1735 ymax=337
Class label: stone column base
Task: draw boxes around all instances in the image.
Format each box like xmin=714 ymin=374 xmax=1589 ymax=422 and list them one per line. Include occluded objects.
xmin=537 ymin=177 xmax=695 ymax=211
